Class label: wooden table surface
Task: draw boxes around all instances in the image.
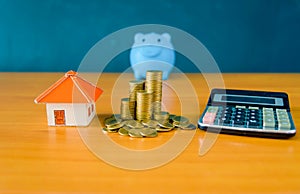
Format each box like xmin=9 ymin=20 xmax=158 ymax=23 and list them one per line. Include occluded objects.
xmin=0 ymin=73 xmax=299 ymax=194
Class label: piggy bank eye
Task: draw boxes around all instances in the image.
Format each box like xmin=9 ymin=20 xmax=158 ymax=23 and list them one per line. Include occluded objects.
xmin=157 ymin=38 xmax=161 ymax=42
xmin=142 ymin=38 xmax=146 ymax=42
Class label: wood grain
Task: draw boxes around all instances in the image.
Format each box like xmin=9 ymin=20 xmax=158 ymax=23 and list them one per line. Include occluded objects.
xmin=0 ymin=73 xmax=299 ymax=193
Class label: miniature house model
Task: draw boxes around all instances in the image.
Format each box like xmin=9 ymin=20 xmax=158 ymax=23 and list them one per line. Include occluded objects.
xmin=34 ymin=70 xmax=103 ymax=126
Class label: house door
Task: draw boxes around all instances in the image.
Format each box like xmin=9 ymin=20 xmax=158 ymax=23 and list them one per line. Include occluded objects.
xmin=54 ymin=110 xmax=65 ymax=125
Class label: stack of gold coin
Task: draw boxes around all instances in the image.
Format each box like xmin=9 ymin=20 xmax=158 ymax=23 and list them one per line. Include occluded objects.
xmin=145 ymin=70 xmax=163 ymax=114
xmin=153 ymin=111 xmax=170 ymax=123
xmin=129 ymin=80 xmax=145 ymax=101
xmin=152 ymin=101 xmax=162 ymax=115
xmin=120 ymin=98 xmax=133 ymax=120
xmin=128 ymin=80 xmax=145 ymax=118
xmin=128 ymin=101 xmax=136 ymax=119
xmin=136 ymin=90 xmax=153 ymax=121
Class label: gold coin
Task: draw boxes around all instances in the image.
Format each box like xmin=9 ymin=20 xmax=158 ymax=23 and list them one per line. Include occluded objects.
xmin=173 ymin=121 xmax=190 ymax=128
xmin=102 ymin=127 xmax=118 ymax=133
xmin=142 ymin=120 xmax=158 ymax=128
xmin=146 ymin=131 xmax=158 ymax=138
xmin=179 ymin=123 xmax=197 ymax=130
xmin=129 ymin=80 xmax=145 ymax=85
xmin=176 ymin=121 xmax=191 ymax=128
xmin=172 ymin=116 xmax=189 ymax=124
xmin=158 ymin=121 xmax=174 ymax=129
xmin=154 ymin=111 xmax=169 ymax=122
xmin=140 ymin=128 xmax=158 ymax=137
xmin=104 ymin=117 xmax=120 ymax=127
xmin=125 ymin=120 xmax=143 ymax=129
xmin=106 ymin=123 xmax=124 ymax=130
xmin=128 ymin=129 xmax=143 ymax=138
xmin=109 ymin=114 xmax=122 ymax=121
xmin=156 ymin=126 xmax=174 ymax=132
xmin=118 ymin=127 xmax=129 ymax=136
xmin=169 ymin=114 xmax=176 ymax=121
xmin=146 ymin=71 xmax=163 ymax=83
xmin=122 ymin=125 xmax=131 ymax=131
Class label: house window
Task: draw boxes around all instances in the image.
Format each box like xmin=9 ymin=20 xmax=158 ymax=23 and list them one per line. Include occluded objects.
xmin=88 ymin=106 xmax=91 ymax=117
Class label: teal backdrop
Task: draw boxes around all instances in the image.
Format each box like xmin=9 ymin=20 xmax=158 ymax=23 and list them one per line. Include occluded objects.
xmin=0 ymin=0 xmax=300 ymax=72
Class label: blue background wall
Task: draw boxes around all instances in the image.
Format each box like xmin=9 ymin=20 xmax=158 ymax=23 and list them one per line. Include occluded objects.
xmin=0 ymin=0 xmax=300 ymax=72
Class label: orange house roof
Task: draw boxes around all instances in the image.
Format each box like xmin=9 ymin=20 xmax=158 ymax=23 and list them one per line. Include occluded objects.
xmin=34 ymin=71 xmax=103 ymax=103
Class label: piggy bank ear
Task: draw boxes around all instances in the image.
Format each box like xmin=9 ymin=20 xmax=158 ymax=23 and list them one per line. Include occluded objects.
xmin=134 ymin=33 xmax=144 ymax=42
xmin=162 ymin=33 xmax=171 ymax=42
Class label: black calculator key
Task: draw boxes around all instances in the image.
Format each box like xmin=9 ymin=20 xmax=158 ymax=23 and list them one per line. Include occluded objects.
xmin=237 ymin=112 xmax=244 ymax=116
xmin=221 ymin=116 xmax=230 ymax=121
xmin=236 ymin=114 xmax=245 ymax=119
xmin=220 ymin=116 xmax=228 ymax=121
xmin=249 ymin=115 xmax=258 ymax=120
xmin=236 ymin=110 xmax=243 ymax=114
xmin=233 ymin=119 xmax=245 ymax=125
xmin=223 ymin=110 xmax=232 ymax=114
xmin=249 ymin=119 xmax=260 ymax=126
xmin=221 ymin=117 xmax=231 ymax=124
xmin=221 ymin=113 xmax=231 ymax=119
xmin=250 ymin=112 xmax=258 ymax=116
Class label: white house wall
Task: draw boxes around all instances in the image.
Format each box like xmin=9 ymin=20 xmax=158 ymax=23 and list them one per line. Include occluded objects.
xmin=46 ymin=103 xmax=89 ymax=126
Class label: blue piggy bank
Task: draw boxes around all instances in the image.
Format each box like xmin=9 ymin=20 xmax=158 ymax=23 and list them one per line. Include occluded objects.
xmin=130 ymin=33 xmax=175 ymax=80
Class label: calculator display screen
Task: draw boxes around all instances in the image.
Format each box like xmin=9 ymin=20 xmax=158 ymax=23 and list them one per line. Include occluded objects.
xmin=213 ymin=94 xmax=284 ymax=106
xmin=222 ymin=96 xmax=275 ymax=104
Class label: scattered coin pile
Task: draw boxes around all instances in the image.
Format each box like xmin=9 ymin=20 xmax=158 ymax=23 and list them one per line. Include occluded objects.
xmin=103 ymin=114 xmax=196 ymax=138
xmin=103 ymin=70 xmax=196 ymax=138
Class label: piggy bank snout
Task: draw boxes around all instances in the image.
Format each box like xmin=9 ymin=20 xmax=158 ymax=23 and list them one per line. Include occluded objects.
xmin=140 ymin=46 xmax=162 ymax=57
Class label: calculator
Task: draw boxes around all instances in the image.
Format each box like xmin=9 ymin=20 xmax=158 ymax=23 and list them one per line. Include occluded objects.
xmin=198 ymin=89 xmax=296 ymax=138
